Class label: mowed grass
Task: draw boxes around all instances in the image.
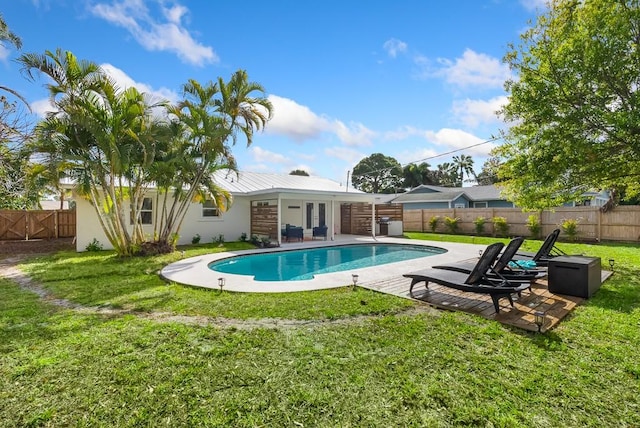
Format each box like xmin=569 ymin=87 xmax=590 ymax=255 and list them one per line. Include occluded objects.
xmin=1 ymin=236 xmax=639 ymax=427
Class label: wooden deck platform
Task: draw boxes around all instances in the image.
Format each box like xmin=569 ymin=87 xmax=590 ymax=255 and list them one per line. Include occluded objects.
xmin=359 ymin=271 xmax=613 ymax=332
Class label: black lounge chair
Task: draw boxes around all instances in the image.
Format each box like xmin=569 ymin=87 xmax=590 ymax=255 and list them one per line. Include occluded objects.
xmin=403 ymin=243 xmax=531 ymax=313
xmin=432 ymin=237 xmax=546 ymax=282
xmin=513 ymin=229 xmax=565 ymax=266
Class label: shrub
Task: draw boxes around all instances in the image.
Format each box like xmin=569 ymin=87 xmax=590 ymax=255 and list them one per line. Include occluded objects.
xmin=473 ymin=216 xmax=486 ymax=235
xmin=239 ymin=232 xmax=248 ymax=242
xmin=213 ymin=234 xmax=224 ymax=244
xmin=85 ymin=238 xmax=103 ymax=252
xmin=492 ymin=216 xmax=509 ymax=237
xmin=526 ymin=214 xmax=541 ymax=238
xmin=428 ymin=216 xmax=439 ymax=233
xmin=191 ymin=234 xmax=201 ymax=245
xmin=444 ymin=216 xmax=461 ymax=234
xmin=562 ymin=218 xmax=580 ymax=242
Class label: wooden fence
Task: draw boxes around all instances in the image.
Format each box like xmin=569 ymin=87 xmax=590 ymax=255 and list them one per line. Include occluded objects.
xmin=0 ymin=209 xmax=76 ymax=240
xmin=403 ymin=206 xmax=640 ymax=243
xmin=341 ymin=203 xmax=403 ymax=235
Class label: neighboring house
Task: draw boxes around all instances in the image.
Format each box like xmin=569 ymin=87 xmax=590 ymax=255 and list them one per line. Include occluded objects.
xmin=72 ymin=171 xmax=375 ymax=251
xmin=39 ymin=199 xmax=70 ymax=210
xmin=392 ymin=184 xmax=611 ymax=210
xmin=391 ymin=185 xmax=515 ymax=210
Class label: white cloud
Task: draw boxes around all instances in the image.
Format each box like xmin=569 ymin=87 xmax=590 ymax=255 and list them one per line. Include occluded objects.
xmin=438 ymin=49 xmax=511 ymax=88
xmin=451 ymin=96 xmax=507 ymax=127
xmin=249 ymin=146 xmax=290 ymax=166
xmin=520 ymin=0 xmax=548 ymax=12
xmin=323 ymin=146 xmax=364 ymax=163
xmin=0 ymin=46 xmax=10 ymax=61
xmin=266 ymin=95 xmax=375 ymax=147
xmin=100 ymin=63 xmax=179 ymax=103
xmin=383 ymin=38 xmax=408 ymax=58
xmin=29 ymin=64 xmax=179 ymax=118
xmin=395 ymin=148 xmax=439 ymax=166
xmin=417 ymin=49 xmax=511 ymax=89
xmin=90 ymin=0 xmax=217 ymax=66
xmin=384 ymin=125 xmax=426 ymax=141
xmin=424 ymin=128 xmax=496 ymax=156
xmin=30 ymin=98 xmax=55 ymax=117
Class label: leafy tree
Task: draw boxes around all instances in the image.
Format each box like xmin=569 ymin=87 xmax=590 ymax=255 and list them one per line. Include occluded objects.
xmin=155 ymin=73 xmax=272 ymax=247
xmin=351 ymin=153 xmax=403 ymax=193
xmin=21 ymin=50 xmax=272 ymax=256
xmin=289 ymin=169 xmax=309 ymax=176
xmin=22 ymin=49 xmax=169 ymax=255
xmin=476 ymin=156 xmax=501 ymax=185
xmin=497 ymin=0 xmax=640 ymax=209
xmin=402 ymin=162 xmax=433 ymax=188
xmin=0 ymin=83 xmax=36 ymax=207
xmin=452 ymin=154 xmax=476 ymax=186
xmin=432 ymin=162 xmax=458 ymax=187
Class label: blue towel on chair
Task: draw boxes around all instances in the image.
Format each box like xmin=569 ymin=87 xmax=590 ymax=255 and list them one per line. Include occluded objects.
xmin=508 ymin=260 xmax=537 ymax=270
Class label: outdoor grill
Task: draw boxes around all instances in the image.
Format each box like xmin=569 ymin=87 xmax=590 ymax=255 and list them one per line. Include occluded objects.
xmin=378 ymin=217 xmax=391 ymax=235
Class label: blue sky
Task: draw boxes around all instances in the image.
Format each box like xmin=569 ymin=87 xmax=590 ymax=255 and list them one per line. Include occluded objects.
xmin=2 ymin=0 xmax=546 ymax=185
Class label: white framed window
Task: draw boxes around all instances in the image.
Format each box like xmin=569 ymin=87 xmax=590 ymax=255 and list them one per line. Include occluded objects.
xmin=131 ymin=197 xmax=153 ymax=225
xmin=202 ymin=200 xmax=220 ymax=218
xmin=454 ymin=203 xmax=466 ymax=209
xmin=473 ymin=202 xmax=488 ymax=208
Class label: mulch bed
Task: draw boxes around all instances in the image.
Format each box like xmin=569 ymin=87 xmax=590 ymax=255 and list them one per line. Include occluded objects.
xmin=0 ymin=238 xmax=75 ymax=255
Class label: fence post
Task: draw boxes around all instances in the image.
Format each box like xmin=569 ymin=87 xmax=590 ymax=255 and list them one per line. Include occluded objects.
xmin=597 ymin=208 xmax=602 ymax=241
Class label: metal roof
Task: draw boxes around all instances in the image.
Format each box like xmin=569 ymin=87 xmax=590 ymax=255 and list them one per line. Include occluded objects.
xmin=392 ymin=184 xmax=504 ymax=203
xmin=213 ymin=170 xmax=365 ymax=196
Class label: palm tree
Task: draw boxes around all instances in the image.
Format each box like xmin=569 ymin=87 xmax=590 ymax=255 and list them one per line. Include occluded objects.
xmin=155 ymin=71 xmax=273 ymax=246
xmin=402 ymin=162 xmax=433 ymax=188
xmin=20 ymin=49 xmax=166 ymax=256
xmin=452 ymin=154 xmax=476 ymax=186
xmin=0 ymin=13 xmax=28 ymax=107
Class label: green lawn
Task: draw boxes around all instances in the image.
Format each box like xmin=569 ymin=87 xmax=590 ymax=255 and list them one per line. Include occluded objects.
xmin=1 ymin=235 xmax=639 ymax=427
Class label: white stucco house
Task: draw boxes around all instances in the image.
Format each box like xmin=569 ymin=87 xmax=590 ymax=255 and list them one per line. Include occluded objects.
xmin=72 ymin=171 xmax=376 ymax=252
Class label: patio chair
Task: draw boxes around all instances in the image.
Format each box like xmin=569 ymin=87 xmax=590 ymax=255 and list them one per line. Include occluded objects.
xmin=403 ymin=242 xmax=531 ymax=313
xmin=513 ymin=229 xmax=565 ymax=266
xmin=312 ymin=225 xmax=328 ymax=240
xmin=284 ymin=224 xmax=304 ymax=242
xmin=432 ymin=237 xmax=546 ymax=282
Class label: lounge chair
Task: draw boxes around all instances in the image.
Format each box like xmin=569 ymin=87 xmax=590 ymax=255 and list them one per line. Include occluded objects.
xmin=403 ymin=243 xmax=531 ymax=313
xmin=513 ymin=229 xmax=565 ymax=266
xmin=432 ymin=237 xmax=546 ymax=282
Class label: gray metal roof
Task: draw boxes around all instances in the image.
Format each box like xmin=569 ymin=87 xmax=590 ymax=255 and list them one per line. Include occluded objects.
xmin=392 ymin=184 xmax=504 ymax=203
xmin=392 ymin=191 xmax=465 ymax=203
xmin=213 ymin=170 xmax=364 ymax=196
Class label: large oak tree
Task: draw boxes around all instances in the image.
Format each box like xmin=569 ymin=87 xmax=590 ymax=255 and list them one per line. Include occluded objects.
xmin=351 ymin=153 xmax=403 ymax=193
xmin=496 ymin=0 xmax=640 ymax=209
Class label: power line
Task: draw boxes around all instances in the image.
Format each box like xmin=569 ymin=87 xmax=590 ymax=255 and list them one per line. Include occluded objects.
xmin=350 ymin=136 xmax=501 ymax=179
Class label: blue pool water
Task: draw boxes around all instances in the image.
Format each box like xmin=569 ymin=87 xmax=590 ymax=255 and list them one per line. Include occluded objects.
xmin=209 ymin=244 xmax=446 ymax=281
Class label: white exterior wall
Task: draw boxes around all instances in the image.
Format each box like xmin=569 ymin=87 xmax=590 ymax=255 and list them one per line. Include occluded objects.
xmin=281 ymin=199 xmax=305 ymax=227
xmin=178 ymin=196 xmax=251 ymax=245
xmin=74 ymin=193 xmax=252 ymax=251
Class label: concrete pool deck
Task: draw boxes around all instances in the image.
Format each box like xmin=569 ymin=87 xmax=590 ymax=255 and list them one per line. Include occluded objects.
xmin=160 ymin=236 xmax=487 ymax=293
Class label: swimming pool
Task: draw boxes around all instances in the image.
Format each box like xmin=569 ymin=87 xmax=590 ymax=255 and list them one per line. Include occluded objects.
xmin=208 ymin=243 xmax=447 ymax=281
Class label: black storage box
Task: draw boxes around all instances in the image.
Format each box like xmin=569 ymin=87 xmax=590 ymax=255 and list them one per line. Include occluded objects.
xmin=548 ymin=256 xmax=602 ymax=298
